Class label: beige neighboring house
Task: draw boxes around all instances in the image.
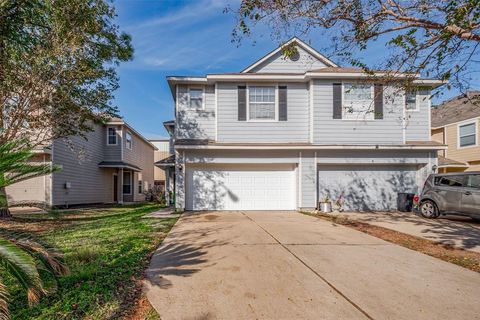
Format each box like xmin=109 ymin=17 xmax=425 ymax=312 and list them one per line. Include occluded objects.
xmin=431 ymin=91 xmax=480 ymax=173
xmin=150 ymin=139 xmax=171 ymax=190
xmin=6 ymin=118 xmax=156 ymax=208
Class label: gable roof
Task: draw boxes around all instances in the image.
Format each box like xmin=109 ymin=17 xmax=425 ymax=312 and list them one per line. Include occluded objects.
xmin=241 ymin=37 xmax=338 ymax=73
xmin=431 ymin=91 xmax=480 ymax=128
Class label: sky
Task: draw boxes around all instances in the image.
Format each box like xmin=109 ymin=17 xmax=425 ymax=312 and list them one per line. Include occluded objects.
xmin=113 ymin=0 xmax=478 ymax=139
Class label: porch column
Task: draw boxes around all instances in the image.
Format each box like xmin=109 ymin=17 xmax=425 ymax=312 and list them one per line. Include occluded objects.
xmin=118 ymin=168 xmax=123 ymax=204
xmin=164 ymin=168 xmax=170 ymax=204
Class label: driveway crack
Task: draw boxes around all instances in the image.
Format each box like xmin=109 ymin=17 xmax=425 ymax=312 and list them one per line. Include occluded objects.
xmin=240 ymin=211 xmax=375 ymax=320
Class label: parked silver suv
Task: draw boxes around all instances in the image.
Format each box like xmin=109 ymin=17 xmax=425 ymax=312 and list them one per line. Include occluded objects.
xmin=418 ymin=172 xmax=480 ymax=219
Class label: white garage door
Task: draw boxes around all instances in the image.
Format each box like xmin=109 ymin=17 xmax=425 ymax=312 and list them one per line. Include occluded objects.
xmin=186 ymin=165 xmax=296 ymax=210
xmin=318 ymin=165 xmax=418 ymax=211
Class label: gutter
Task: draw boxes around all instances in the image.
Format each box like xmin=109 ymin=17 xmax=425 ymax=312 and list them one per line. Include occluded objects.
xmin=174 ymin=144 xmax=447 ymax=151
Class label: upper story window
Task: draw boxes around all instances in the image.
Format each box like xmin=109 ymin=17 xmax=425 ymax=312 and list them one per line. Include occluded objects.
xmin=458 ymin=122 xmax=477 ymax=148
xmin=107 ymin=127 xmax=117 ymax=145
xmin=125 ymin=131 xmax=132 ymax=150
xmin=248 ymin=86 xmax=276 ymax=120
xmin=343 ymin=83 xmax=374 ymax=120
xmin=405 ymin=90 xmax=418 ymax=111
xmin=188 ymin=88 xmax=204 ymax=109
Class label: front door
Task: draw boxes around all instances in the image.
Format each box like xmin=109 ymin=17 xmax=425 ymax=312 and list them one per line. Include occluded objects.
xmin=113 ymin=174 xmax=118 ymax=202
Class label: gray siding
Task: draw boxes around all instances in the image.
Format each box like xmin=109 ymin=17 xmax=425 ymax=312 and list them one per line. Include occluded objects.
xmin=52 ymin=125 xmax=111 ymax=206
xmin=104 ymin=124 xmax=122 ymax=160
xmin=405 ymin=88 xmax=430 ymax=141
xmin=313 ymin=80 xmax=404 ymax=144
xmin=300 ymin=151 xmax=317 ymax=208
xmin=123 ymin=129 xmax=155 ymax=201
xmin=217 ymin=82 xmax=310 ymax=142
xmin=176 ymin=84 xmax=215 ymax=140
xmin=249 ymin=47 xmax=327 ymax=73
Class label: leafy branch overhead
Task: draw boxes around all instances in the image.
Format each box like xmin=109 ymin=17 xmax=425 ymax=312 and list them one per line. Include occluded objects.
xmin=232 ymin=0 xmax=480 ymax=91
xmin=0 ymin=0 xmax=133 ymax=148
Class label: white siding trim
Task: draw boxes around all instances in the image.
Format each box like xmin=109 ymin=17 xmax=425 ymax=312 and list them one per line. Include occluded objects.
xmin=298 ymin=151 xmax=302 ymax=208
xmin=214 ymin=82 xmax=218 ymax=141
xmin=402 ymin=89 xmax=407 ymax=144
xmin=309 ymin=80 xmax=314 ymax=143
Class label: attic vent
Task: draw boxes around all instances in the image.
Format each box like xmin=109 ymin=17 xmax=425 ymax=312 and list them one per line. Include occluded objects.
xmin=289 ymin=51 xmax=300 ymax=61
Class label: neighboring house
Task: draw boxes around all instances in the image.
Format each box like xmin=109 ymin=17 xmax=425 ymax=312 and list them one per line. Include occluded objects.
xmin=6 ymin=118 xmax=156 ymax=208
xmin=150 ymin=139 xmax=171 ymax=190
xmin=166 ymin=37 xmax=445 ymax=211
xmin=431 ymin=91 xmax=480 ymax=173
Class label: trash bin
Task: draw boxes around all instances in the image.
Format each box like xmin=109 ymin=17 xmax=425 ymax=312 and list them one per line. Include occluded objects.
xmin=397 ymin=193 xmax=415 ymax=212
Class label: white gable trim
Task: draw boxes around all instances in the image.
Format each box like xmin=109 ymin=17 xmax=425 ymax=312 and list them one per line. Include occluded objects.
xmin=241 ymin=37 xmax=338 ymax=73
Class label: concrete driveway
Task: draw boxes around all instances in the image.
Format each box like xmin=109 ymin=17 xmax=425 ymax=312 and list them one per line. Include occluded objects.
xmin=145 ymin=211 xmax=480 ymax=320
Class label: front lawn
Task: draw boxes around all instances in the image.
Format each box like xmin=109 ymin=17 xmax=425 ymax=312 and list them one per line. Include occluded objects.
xmin=0 ymin=203 xmax=178 ymax=319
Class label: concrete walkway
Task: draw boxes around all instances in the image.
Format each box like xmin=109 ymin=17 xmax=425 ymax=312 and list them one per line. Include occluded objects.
xmin=336 ymin=211 xmax=480 ymax=253
xmin=145 ymin=211 xmax=480 ymax=320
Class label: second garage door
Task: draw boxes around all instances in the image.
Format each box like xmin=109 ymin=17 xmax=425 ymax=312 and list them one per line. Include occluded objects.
xmin=318 ymin=165 xmax=418 ymax=211
xmin=186 ymin=164 xmax=296 ymax=211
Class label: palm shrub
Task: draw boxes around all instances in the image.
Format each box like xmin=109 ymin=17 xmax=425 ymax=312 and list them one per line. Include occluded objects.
xmin=0 ymin=140 xmax=68 ymax=319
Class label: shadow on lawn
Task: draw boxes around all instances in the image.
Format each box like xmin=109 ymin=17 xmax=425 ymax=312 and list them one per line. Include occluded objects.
xmin=351 ymin=211 xmax=480 ymax=251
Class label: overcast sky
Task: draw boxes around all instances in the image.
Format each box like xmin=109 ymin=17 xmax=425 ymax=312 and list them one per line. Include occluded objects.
xmin=114 ymin=0 xmax=477 ymax=139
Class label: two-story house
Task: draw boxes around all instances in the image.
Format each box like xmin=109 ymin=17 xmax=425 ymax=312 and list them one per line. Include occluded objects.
xmin=167 ymin=38 xmax=445 ymax=211
xmin=6 ymin=117 xmax=156 ymax=208
xmin=431 ymin=91 xmax=480 ymax=173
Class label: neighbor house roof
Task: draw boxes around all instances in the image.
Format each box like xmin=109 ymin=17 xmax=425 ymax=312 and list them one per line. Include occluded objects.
xmin=431 ymin=91 xmax=480 ymax=128
xmin=437 ymin=156 xmax=469 ymax=168
xmin=98 ymin=161 xmax=142 ymax=171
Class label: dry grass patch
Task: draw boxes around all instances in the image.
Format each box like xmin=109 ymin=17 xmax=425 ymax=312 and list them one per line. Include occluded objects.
xmin=303 ymin=212 xmax=480 ymax=273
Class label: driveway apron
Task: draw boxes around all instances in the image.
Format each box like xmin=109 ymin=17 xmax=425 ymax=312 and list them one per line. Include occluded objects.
xmin=145 ymin=211 xmax=480 ymax=320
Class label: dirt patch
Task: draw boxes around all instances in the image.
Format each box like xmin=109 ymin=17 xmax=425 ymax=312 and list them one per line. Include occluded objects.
xmin=304 ymin=212 xmax=480 ymax=273
xmin=204 ymin=214 xmax=219 ymax=221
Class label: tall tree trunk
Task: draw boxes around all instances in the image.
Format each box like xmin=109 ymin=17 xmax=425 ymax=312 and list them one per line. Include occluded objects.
xmin=0 ymin=186 xmax=11 ymax=218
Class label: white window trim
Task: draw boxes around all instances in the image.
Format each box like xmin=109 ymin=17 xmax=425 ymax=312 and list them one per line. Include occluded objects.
xmin=123 ymin=171 xmax=132 ymax=195
xmin=138 ymin=179 xmax=143 ymax=194
xmin=405 ymin=89 xmax=420 ymax=112
xmin=187 ymin=86 xmax=205 ymax=110
xmin=125 ymin=131 xmax=133 ymax=150
xmin=107 ymin=126 xmax=118 ymax=146
xmin=457 ymin=120 xmax=478 ymax=149
xmin=246 ymin=84 xmax=279 ymax=122
xmin=340 ymin=82 xmax=375 ymax=121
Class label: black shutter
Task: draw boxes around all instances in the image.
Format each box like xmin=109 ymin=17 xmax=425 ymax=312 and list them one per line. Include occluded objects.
xmin=238 ymin=85 xmax=246 ymax=121
xmin=374 ymin=84 xmax=383 ymax=119
xmin=333 ymin=83 xmax=342 ymax=119
xmin=279 ymin=85 xmax=287 ymax=121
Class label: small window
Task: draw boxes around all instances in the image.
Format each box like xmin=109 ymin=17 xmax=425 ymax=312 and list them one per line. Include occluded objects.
xmin=107 ymin=127 xmax=117 ymax=145
xmin=459 ymin=122 xmax=476 ymax=147
xmin=466 ymin=175 xmax=480 ymax=189
xmin=248 ymin=86 xmax=276 ymax=120
xmin=123 ymin=171 xmax=132 ymax=194
xmin=138 ymin=180 xmax=143 ymax=194
xmin=189 ymin=88 xmax=203 ymax=109
xmin=126 ymin=131 xmax=132 ymax=150
xmin=405 ymin=90 xmax=418 ymax=111
xmin=343 ymin=83 xmax=374 ymax=119
xmin=434 ymin=175 xmax=466 ymax=187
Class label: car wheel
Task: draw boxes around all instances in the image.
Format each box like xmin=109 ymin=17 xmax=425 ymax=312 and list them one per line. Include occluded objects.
xmin=420 ymin=200 xmax=439 ymax=218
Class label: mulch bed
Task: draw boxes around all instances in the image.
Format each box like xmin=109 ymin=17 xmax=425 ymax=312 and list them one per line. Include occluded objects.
xmin=304 ymin=212 xmax=480 ymax=273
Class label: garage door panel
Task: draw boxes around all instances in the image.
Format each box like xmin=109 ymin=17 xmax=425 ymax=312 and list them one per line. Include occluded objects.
xmin=187 ymin=166 xmax=296 ymax=210
xmin=318 ymin=165 xmax=417 ymax=211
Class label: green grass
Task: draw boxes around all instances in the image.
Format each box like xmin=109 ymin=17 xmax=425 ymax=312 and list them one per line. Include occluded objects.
xmin=2 ymin=203 xmax=178 ymax=319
